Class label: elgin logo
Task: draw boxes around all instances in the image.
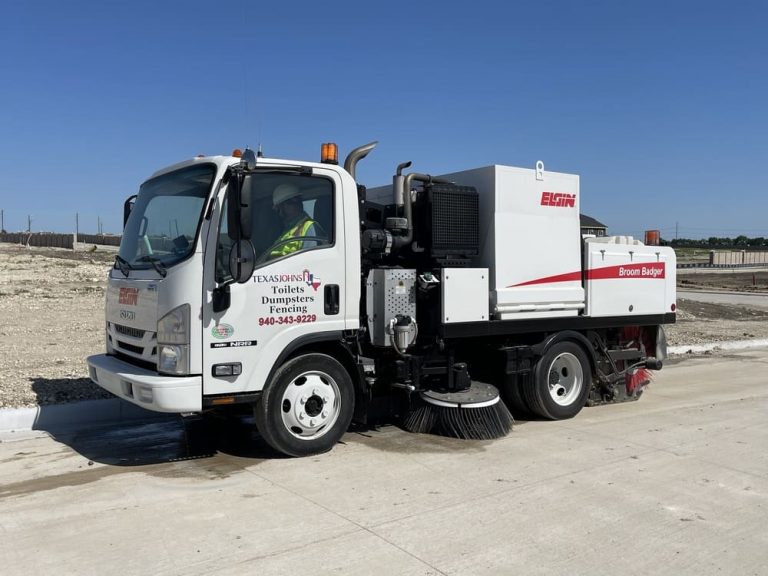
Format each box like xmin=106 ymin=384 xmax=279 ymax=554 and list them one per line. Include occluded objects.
xmin=118 ymin=287 xmax=139 ymax=306
xmin=541 ymin=192 xmax=576 ymax=208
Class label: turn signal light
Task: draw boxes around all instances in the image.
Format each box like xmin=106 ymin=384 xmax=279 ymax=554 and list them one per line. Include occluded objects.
xmin=321 ymin=142 xmax=338 ymax=164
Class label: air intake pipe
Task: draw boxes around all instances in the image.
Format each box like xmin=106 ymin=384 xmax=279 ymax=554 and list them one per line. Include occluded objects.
xmin=344 ymin=141 xmax=378 ymax=181
xmin=390 ymin=172 xmax=451 ymax=250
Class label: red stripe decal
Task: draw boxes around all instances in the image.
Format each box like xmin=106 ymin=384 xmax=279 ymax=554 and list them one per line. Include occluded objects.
xmin=510 ymin=270 xmax=582 ymax=288
xmin=508 ymin=262 xmax=665 ymax=288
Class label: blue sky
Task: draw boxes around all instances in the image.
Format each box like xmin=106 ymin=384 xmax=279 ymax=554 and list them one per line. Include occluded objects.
xmin=1 ymin=0 xmax=766 ymax=238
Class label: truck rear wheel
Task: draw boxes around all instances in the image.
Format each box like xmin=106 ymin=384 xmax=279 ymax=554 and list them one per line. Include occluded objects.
xmin=254 ymin=353 xmax=355 ymax=457
xmin=523 ymin=341 xmax=591 ymax=420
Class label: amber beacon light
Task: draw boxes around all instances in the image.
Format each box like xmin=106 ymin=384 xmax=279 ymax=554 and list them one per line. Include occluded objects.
xmin=321 ymin=142 xmax=338 ymax=164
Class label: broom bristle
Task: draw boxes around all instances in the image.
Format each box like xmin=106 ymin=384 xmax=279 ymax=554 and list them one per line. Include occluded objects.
xmin=626 ymin=367 xmax=653 ymax=395
xmin=404 ymin=400 xmax=513 ymax=440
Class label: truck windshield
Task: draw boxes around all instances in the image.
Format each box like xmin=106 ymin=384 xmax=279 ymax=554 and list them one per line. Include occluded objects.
xmin=118 ymin=164 xmax=216 ymax=270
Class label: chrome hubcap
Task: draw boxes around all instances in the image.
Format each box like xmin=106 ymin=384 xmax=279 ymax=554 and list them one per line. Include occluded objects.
xmin=280 ymin=371 xmax=340 ymax=440
xmin=547 ymin=352 xmax=583 ymax=406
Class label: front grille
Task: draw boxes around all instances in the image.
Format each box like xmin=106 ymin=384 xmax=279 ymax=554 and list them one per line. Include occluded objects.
xmin=113 ymin=351 xmax=157 ymax=372
xmin=117 ymin=340 xmax=144 ymax=355
xmin=109 ymin=322 xmax=157 ymax=363
xmin=115 ymin=324 xmax=145 ymax=338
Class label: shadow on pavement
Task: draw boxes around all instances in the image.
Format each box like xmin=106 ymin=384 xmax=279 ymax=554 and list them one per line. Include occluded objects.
xmin=24 ymin=377 xmax=283 ymax=466
xmin=26 ymin=380 xmax=526 ymax=465
xmin=46 ymin=414 xmax=283 ymax=467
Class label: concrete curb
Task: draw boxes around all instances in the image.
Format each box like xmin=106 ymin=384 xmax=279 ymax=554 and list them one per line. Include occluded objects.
xmin=678 ymin=288 xmax=768 ymax=297
xmin=0 ymin=398 xmax=170 ymax=435
xmin=668 ymin=338 xmax=768 ymax=355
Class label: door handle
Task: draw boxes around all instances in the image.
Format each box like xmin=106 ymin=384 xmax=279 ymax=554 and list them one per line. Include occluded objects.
xmin=324 ymin=284 xmax=340 ymax=315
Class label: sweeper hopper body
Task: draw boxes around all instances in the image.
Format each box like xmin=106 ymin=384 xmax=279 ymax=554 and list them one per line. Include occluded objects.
xmin=88 ymin=142 xmax=675 ymax=457
xmin=432 ymin=164 xmax=676 ymax=321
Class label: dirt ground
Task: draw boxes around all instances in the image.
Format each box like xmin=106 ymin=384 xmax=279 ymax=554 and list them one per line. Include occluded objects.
xmin=0 ymin=244 xmax=114 ymax=409
xmin=678 ymin=270 xmax=768 ymax=292
xmin=1 ymin=243 xmax=768 ymax=409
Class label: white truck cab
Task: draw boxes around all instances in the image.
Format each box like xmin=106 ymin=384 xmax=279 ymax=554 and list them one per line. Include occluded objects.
xmin=89 ymin=150 xmax=362 ymax=419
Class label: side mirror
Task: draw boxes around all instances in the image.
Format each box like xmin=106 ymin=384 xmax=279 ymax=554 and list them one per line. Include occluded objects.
xmin=226 ymin=172 xmax=253 ymax=241
xmin=226 ymin=172 xmax=241 ymax=241
xmin=239 ymin=178 xmax=253 ymax=240
xmin=123 ymin=195 xmax=137 ymax=228
xmin=228 ymin=239 xmax=256 ymax=284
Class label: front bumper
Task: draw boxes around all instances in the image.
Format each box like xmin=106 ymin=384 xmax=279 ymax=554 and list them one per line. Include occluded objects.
xmin=87 ymin=354 xmax=202 ymax=413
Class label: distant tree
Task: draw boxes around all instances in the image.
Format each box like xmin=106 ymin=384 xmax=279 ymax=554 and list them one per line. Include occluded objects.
xmin=734 ymin=235 xmax=749 ymax=247
xmin=748 ymin=237 xmax=766 ymax=247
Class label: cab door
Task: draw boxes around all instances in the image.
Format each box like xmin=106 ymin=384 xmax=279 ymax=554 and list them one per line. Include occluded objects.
xmin=201 ymin=167 xmax=346 ymax=396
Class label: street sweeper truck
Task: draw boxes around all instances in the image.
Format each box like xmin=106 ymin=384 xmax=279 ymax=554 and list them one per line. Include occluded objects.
xmin=87 ymin=142 xmax=676 ymax=456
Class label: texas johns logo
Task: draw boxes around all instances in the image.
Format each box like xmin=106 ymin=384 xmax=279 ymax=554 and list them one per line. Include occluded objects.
xmin=254 ymin=269 xmax=322 ymax=292
xmin=303 ymin=269 xmax=321 ymax=291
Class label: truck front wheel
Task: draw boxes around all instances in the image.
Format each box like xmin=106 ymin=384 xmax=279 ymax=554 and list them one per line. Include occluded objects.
xmin=523 ymin=341 xmax=591 ymax=420
xmin=254 ymin=353 xmax=355 ymax=457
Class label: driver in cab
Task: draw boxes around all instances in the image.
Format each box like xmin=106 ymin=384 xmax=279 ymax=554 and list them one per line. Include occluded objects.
xmin=270 ymin=184 xmax=319 ymax=258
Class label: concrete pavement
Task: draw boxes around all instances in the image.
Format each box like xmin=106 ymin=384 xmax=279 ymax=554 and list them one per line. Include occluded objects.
xmin=1 ymin=350 xmax=767 ymax=575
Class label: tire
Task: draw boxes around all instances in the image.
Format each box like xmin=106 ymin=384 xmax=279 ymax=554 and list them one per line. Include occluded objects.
xmin=502 ymin=374 xmax=533 ymax=416
xmin=254 ymin=353 xmax=355 ymax=457
xmin=523 ymin=341 xmax=591 ymax=420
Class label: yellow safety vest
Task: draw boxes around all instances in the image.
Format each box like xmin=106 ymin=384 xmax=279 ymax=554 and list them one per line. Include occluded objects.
xmin=270 ymin=218 xmax=316 ymax=258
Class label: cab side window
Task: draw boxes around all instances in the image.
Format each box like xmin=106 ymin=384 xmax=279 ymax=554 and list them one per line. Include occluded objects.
xmin=215 ymin=174 xmax=334 ymax=282
xmin=248 ymin=174 xmax=334 ymax=263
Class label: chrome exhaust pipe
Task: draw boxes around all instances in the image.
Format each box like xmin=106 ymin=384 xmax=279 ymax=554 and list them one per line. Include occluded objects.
xmin=343 ymin=141 xmax=378 ymax=181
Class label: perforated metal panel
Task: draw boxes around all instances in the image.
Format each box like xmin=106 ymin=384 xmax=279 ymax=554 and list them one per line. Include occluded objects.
xmin=428 ymin=185 xmax=479 ymax=259
xmin=365 ymin=269 xmax=417 ymax=346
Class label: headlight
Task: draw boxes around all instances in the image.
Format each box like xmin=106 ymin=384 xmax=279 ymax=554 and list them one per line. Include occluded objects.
xmin=157 ymin=305 xmax=190 ymax=375
xmin=158 ymin=344 xmax=189 ymax=374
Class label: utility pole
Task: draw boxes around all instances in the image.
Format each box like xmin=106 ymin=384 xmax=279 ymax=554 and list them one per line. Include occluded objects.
xmin=1 ymin=209 xmax=4 ymax=233
xmin=75 ymin=212 xmax=79 ymax=246
xmin=27 ymin=215 xmax=32 ymax=233
xmin=675 ymin=221 xmax=679 ymax=240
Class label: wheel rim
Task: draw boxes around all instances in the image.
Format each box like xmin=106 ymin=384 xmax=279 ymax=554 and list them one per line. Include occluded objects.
xmin=546 ymin=352 xmax=583 ymax=406
xmin=279 ymin=370 xmax=341 ymax=441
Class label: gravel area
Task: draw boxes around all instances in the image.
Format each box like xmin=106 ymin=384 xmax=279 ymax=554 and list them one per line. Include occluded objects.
xmin=665 ymin=298 xmax=768 ymax=346
xmin=2 ymin=243 xmax=767 ymax=409
xmin=0 ymin=244 xmax=113 ymax=408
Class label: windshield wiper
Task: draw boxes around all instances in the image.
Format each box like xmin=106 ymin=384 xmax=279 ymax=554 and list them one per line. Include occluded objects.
xmin=137 ymin=255 xmax=168 ymax=278
xmin=114 ymin=255 xmax=133 ymax=277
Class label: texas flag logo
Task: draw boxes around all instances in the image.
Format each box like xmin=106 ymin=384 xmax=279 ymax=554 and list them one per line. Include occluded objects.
xmin=303 ymin=269 xmax=321 ymax=291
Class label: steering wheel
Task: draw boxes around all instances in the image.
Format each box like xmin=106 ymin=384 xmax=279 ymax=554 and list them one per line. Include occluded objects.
xmin=256 ymin=236 xmax=328 ymax=265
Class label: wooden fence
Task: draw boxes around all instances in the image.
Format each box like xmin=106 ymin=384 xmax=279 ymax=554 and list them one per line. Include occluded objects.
xmin=0 ymin=233 xmax=122 ymax=249
xmin=0 ymin=232 xmax=74 ymax=249
xmin=77 ymin=234 xmax=121 ymax=246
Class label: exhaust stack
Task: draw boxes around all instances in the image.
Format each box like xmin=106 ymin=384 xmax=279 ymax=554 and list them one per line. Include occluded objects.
xmin=344 ymin=141 xmax=378 ymax=181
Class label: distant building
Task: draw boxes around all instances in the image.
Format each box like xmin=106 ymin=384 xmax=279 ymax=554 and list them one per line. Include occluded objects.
xmin=580 ymin=214 xmax=607 ymax=237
